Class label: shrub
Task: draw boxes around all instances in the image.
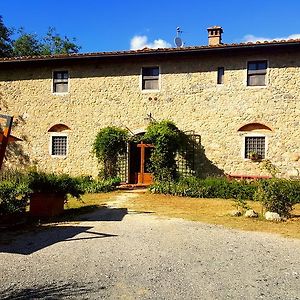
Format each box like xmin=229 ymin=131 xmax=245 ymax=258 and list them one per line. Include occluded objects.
xmin=143 ymin=120 xmax=187 ymax=182
xmin=0 ymin=180 xmax=30 ymax=216
xmin=254 ymin=179 xmax=300 ymax=217
xmin=28 ymin=171 xmax=84 ymax=199
xmin=76 ymin=176 xmax=121 ymax=193
xmin=149 ymin=176 xmax=258 ymax=200
xmin=93 ymin=126 xmax=128 ymax=179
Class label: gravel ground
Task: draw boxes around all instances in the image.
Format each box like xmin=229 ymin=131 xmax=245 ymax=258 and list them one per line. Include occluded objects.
xmin=0 ymin=191 xmax=300 ymax=300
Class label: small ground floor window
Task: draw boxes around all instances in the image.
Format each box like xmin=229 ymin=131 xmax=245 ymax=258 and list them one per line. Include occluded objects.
xmin=244 ymin=136 xmax=266 ymax=159
xmin=50 ymin=134 xmax=68 ymax=156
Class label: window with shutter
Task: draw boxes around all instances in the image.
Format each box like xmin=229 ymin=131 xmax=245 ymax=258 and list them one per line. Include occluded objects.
xmin=217 ymin=67 xmax=224 ymax=84
xmin=53 ymin=71 xmax=69 ymax=93
xmin=142 ymin=67 xmax=159 ymax=90
xmin=247 ymin=61 xmax=267 ymax=86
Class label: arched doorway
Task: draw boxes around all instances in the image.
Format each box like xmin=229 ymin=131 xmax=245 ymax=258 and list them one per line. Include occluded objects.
xmin=128 ymin=133 xmax=154 ymax=184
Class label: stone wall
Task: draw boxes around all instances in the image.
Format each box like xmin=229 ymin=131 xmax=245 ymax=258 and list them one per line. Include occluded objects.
xmin=0 ymin=50 xmax=299 ymax=178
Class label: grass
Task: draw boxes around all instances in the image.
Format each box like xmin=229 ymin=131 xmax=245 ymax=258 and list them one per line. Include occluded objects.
xmin=61 ymin=192 xmax=116 ymax=221
xmin=17 ymin=191 xmax=300 ymax=239
xmin=121 ymin=192 xmax=300 ymax=239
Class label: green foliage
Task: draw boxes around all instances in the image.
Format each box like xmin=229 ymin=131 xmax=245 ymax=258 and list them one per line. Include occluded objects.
xmin=12 ymin=29 xmax=42 ymax=57
xmin=149 ymin=176 xmax=258 ymax=200
xmin=93 ymin=126 xmax=128 ymax=179
xmin=76 ymin=176 xmax=121 ymax=193
xmin=143 ymin=120 xmax=186 ymax=182
xmin=40 ymin=27 xmax=81 ymax=55
xmin=260 ymin=159 xmax=279 ymax=178
xmin=254 ymin=179 xmax=300 ymax=217
xmin=0 ymin=16 xmax=13 ymax=57
xmin=0 ymin=180 xmax=30 ymax=216
xmin=28 ymin=171 xmax=84 ymax=199
xmin=0 ymin=16 xmax=80 ymax=57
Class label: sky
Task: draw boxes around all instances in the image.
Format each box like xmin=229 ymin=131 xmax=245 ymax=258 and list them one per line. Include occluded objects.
xmin=1 ymin=0 xmax=300 ymax=53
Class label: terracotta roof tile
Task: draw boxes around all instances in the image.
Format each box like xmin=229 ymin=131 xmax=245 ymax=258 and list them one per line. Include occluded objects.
xmin=1 ymin=39 xmax=300 ymax=63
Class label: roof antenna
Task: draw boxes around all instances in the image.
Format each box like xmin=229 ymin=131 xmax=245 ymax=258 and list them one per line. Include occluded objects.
xmin=174 ymin=27 xmax=184 ymax=48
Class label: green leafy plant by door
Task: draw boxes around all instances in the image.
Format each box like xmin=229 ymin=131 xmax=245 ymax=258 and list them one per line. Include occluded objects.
xmin=93 ymin=126 xmax=128 ymax=179
xmin=143 ymin=120 xmax=186 ymax=182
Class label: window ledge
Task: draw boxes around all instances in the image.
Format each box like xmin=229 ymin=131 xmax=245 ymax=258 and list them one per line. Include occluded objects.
xmin=246 ymin=85 xmax=268 ymax=89
xmin=52 ymin=92 xmax=69 ymax=96
xmin=50 ymin=155 xmax=68 ymax=159
xmin=141 ymin=89 xmax=160 ymax=94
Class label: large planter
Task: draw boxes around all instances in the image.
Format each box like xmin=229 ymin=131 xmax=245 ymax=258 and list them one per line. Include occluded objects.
xmin=30 ymin=192 xmax=65 ymax=217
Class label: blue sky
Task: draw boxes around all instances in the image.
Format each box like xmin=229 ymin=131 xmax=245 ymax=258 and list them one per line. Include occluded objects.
xmin=1 ymin=0 xmax=300 ymax=53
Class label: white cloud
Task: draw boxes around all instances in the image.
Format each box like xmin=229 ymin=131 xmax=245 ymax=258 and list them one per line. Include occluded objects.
xmin=130 ymin=35 xmax=171 ymax=50
xmin=242 ymin=33 xmax=300 ymax=42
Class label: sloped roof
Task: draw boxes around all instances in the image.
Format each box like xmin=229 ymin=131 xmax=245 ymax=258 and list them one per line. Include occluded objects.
xmin=1 ymin=39 xmax=300 ymax=64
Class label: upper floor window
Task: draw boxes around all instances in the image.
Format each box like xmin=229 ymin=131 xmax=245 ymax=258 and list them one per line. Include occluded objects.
xmin=247 ymin=61 xmax=267 ymax=86
xmin=217 ymin=67 xmax=224 ymax=84
xmin=142 ymin=67 xmax=159 ymax=90
xmin=53 ymin=70 xmax=69 ymax=93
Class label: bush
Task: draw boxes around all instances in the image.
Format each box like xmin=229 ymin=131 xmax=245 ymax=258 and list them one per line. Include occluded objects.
xmin=93 ymin=126 xmax=128 ymax=179
xmin=0 ymin=180 xmax=30 ymax=216
xmin=254 ymin=179 xmax=300 ymax=217
xmin=143 ymin=120 xmax=186 ymax=181
xmin=76 ymin=176 xmax=121 ymax=193
xmin=28 ymin=171 xmax=84 ymax=199
xmin=149 ymin=176 xmax=258 ymax=200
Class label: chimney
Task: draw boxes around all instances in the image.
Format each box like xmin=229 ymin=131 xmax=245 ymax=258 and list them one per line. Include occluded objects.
xmin=207 ymin=26 xmax=223 ymax=46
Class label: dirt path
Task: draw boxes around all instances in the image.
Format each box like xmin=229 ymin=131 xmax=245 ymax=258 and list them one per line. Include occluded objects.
xmin=0 ymin=190 xmax=300 ymax=299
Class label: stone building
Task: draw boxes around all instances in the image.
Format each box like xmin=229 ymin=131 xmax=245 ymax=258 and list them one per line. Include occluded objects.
xmin=0 ymin=26 xmax=299 ymax=182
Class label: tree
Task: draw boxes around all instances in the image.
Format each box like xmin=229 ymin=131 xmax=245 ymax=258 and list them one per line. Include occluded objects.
xmin=41 ymin=27 xmax=81 ymax=55
xmin=13 ymin=29 xmax=42 ymax=57
xmin=0 ymin=16 xmax=81 ymax=57
xmin=0 ymin=16 xmax=13 ymax=57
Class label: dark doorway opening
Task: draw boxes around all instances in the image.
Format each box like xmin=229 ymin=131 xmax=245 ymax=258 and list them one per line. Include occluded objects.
xmin=128 ymin=136 xmax=154 ymax=184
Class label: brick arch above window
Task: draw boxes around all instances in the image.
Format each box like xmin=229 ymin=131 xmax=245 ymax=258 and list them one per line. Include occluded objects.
xmin=48 ymin=124 xmax=71 ymax=133
xmin=238 ymin=123 xmax=272 ymax=132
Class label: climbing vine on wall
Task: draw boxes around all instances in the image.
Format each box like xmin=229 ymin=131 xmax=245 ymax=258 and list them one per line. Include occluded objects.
xmin=93 ymin=126 xmax=128 ymax=179
xmin=143 ymin=120 xmax=187 ymax=182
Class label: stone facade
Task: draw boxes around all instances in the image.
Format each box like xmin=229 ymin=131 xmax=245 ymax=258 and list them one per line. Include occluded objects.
xmin=0 ymin=45 xmax=299 ymax=179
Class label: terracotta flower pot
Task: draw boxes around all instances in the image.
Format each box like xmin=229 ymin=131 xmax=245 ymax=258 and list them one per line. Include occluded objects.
xmin=30 ymin=192 xmax=65 ymax=217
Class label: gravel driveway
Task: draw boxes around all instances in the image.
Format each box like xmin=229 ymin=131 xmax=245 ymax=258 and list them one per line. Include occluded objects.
xmin=0 ymin=191 xmax=300 ymax=300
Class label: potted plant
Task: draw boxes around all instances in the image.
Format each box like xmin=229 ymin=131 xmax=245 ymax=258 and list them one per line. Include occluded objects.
xmin=28 ymin=171 xmax=84 ymax=217
xmin=248 ymin=151 xmax=260 ymax=161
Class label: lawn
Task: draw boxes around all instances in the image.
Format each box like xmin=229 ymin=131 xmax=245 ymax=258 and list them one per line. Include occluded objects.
xmin=67 ymin=191 xmax=300 ymax=239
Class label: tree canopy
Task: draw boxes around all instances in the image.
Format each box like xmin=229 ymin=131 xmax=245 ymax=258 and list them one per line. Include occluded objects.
xmin=0 ymin=16 xmax=13 ymax=57
xmin=0 ymin=16 xmax=81 ymax=58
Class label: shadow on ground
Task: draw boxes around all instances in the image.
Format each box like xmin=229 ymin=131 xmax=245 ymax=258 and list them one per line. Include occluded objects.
xmin=0 ymin=225 xmax=117 ymax=255
xmin=0 ymin=205 xmax=130 ymax=255
xmin=0 ymin=281 xmax=100 ymax=300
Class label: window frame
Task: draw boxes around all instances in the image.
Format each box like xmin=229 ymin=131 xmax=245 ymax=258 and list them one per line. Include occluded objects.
xmin=242 ymin=133 xmax=268 ymax=160
xmin=246 ymin=60 xmax=268 ymax=87
xmin=140 ymin=66 xmax=160 ymax=92
xmin=52 ymin=70 xmax=70 ymax=95
xmin=49 ymin=132 xmax=68 ymax=158
xmin=217 ymin=67 xmax=224 ymax=84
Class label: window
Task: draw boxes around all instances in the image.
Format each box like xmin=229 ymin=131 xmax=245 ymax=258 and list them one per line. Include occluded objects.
xmin=51 ymin=135 xmax=67 ymax=156
xmin=53 ymin=71 xmax=69 ymax=93
xmin=244 ymin=136 xmax=265 ymax=159
xmin=142 ymin=67 xmax=159 ymax=90
xmin=217 ymin=67 xmax=224 ymax=84
xmin=247 ymin=61 xmax=267 ymax=86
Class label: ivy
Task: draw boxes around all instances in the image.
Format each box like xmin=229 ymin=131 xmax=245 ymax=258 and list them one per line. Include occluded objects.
xmin=93 ymin=126 xmax=128 ymax=179
xmin=144 ymin=120 xmax=186 ymax=182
